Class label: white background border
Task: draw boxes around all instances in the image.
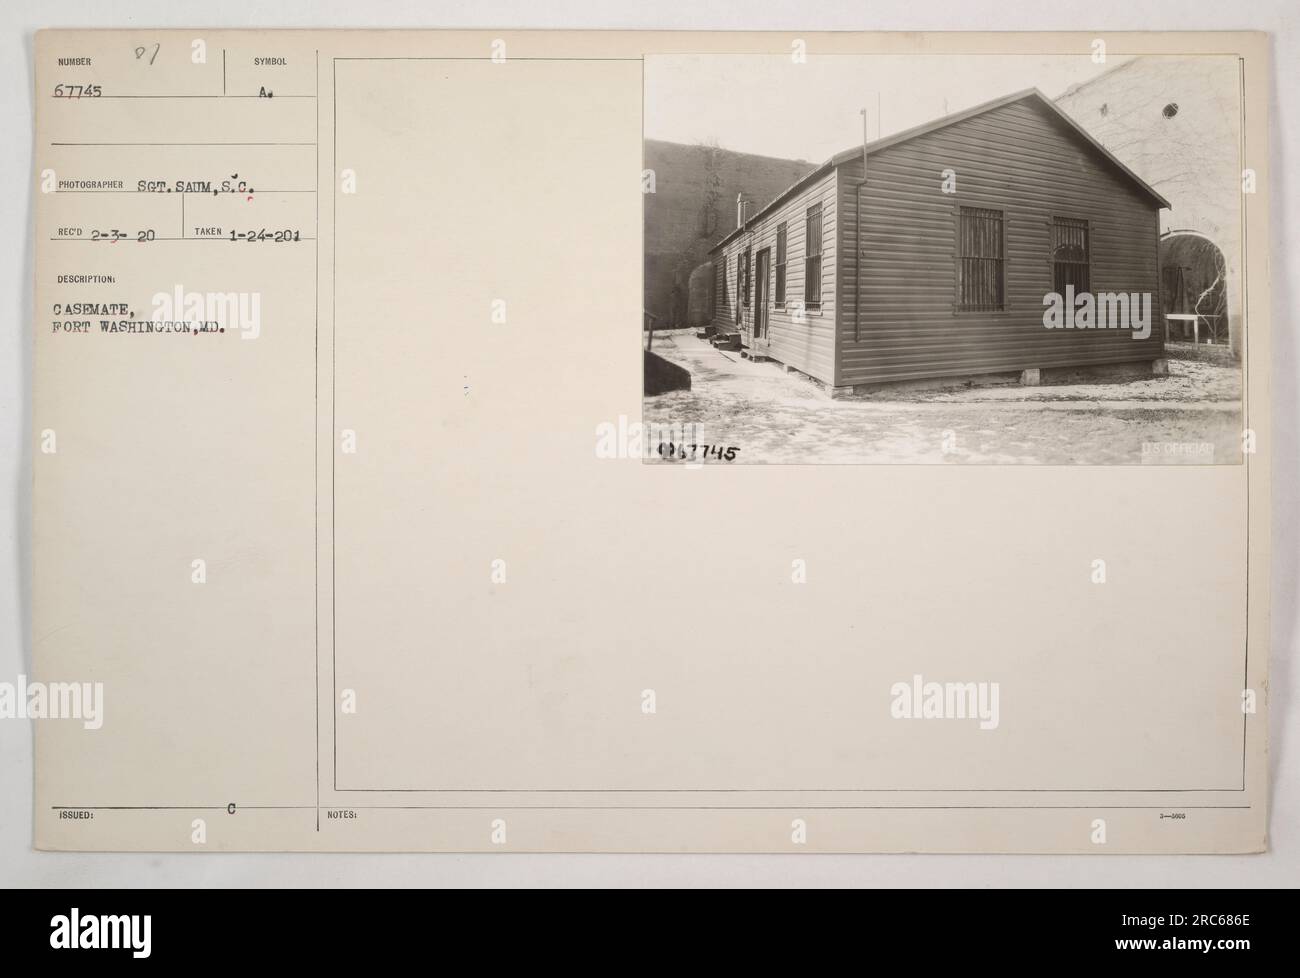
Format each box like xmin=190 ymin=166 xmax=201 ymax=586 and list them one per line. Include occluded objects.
xmin=2 ymin=0 xmax=1296 ymax=887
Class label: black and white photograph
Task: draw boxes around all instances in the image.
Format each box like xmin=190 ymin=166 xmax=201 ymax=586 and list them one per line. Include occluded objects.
xmin=0 ymin=0 xmax=1294 ymax=932
xmin=643 ymin=54 xmax=1246 ymax=464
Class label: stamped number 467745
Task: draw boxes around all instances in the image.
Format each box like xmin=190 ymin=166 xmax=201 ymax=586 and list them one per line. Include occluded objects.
xmin=657 ymin=443 xmax=740 ymax=462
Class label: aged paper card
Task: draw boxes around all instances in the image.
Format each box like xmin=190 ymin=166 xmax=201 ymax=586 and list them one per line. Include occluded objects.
xmin=31 ymin=30 xmax=1270 ymax=852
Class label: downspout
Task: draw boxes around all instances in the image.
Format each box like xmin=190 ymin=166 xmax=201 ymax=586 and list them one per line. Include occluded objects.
xmin=735 ymin=193 xmax=758 ymax=339
xmin=735 ymin=193 xmax=746 ymax=336
xmin=854 ymin=108 xmax=869 ymax=343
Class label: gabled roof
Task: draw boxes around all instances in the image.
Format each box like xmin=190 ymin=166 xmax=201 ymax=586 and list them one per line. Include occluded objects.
xmin=710 ymin=88 xmax=1170 ymax=253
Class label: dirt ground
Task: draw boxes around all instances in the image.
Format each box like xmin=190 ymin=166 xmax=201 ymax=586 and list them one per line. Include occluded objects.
xmin=643 ymin=331 xmax=1244 ymax=465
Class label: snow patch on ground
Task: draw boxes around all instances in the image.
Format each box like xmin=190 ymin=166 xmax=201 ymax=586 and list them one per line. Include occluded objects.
xmin=644 ymin=333 xmax=1243 ymax=465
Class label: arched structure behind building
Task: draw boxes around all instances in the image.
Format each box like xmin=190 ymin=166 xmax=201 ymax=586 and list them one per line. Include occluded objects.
xmin=1160 ymin=231 xmax=1229 ymax=348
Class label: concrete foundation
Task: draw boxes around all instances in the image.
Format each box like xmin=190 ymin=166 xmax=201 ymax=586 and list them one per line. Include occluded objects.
xmin=748 ymin=351 xmax=1169 ymax=400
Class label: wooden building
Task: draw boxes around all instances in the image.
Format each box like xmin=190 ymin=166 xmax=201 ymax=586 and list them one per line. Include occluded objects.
xmin=707 ymin=89 xmax=1171 ymax=395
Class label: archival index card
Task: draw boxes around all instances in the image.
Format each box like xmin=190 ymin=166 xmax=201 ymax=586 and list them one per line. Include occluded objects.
xmin=31 ymin=30 xmax=1271 ymax=852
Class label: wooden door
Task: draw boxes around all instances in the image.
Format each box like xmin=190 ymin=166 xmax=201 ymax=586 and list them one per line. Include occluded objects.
xmin=754 ymin=248 xmax=771 ymax=342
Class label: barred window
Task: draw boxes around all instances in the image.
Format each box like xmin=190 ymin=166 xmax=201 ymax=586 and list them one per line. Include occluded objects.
xmin=1052 ymin=217 xmax=1090 ymax=296
xmin=775 ymin=223 xmax=787 ymax=306
xmin=804 ymin=203 xmax=823 ymax=309
xmin=956 ymin=206 xmax=1005 ymax=312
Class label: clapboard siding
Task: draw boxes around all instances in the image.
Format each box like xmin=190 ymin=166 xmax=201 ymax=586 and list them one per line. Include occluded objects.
xmin=711 ymin=171 xmax=839 ymax=383
xmin=836 ymin=98 xmax=1164 ymax=386
xmin=705 ymin=92 xmax=1165 ymax=389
